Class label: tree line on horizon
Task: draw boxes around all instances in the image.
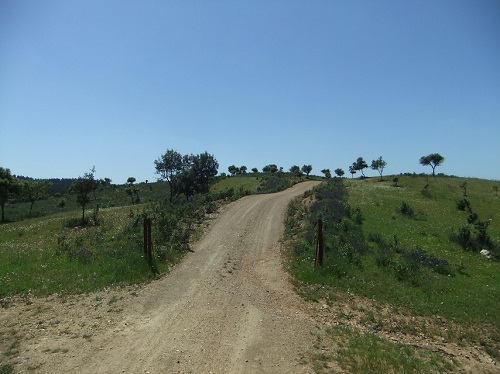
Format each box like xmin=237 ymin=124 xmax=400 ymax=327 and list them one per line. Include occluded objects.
xmin=225 ymin=153 xmax=445 ymax=182
xmin=0 ymin=152 xmax=445 ymax=223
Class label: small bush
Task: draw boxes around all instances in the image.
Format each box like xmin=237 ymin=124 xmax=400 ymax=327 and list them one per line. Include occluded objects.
xmin=401 ymin=247 xmax=452 ymax=276
xmin=367 ymin=232 xmax=384 ymax=244
xmin=450 ymin=225 xmax=472 ymax=250
xmin=397 ymin=201 xmax=414 ymax=218
xmin=0 ymin=364 xmax=14 ymax=374
xmin=456 ymin=198 xmax=469 ymax=211
xmin=73 ymin=247 xmax=93 ymax=263
xmin=257 ymin=176 xmax=293 ymax=194
xmin=393 ymin=258 xmax=422 ymax=286
xmin=421 ymin=183 xmax=433 ymax=198
xmin=375 ymin=246 xmax=394 ymax=268
xmin=64 ymin=217 xmax=89 ymax=228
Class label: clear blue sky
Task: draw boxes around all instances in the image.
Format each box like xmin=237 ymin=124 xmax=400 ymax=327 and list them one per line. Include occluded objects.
xmin=1 ymin=0 xmax=499 ymax=183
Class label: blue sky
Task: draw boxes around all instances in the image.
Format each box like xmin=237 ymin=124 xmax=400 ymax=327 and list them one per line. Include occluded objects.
xmin=1 ymin=0 xmax=499 ymax=183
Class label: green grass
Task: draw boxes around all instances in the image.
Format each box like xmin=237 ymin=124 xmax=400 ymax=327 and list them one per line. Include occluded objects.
xmin=0 ymin=206 xmax=160 ymax=296
xmin=211 ymin=175 xmax=261 ymax=193
xmin=317 ymin=325 xmax=456 ymax=373
xmin=286 ymin=176 xmax=500 ymax=326
xmin=343 ymin=176 xmax=499 ymax=324
xmin=285 ymin=176 xmax=500 ymax=373
xmin=285 ymin=176 xmax=500 ymax=371
xmin=2 ymin=181 xmax=169 ymax=222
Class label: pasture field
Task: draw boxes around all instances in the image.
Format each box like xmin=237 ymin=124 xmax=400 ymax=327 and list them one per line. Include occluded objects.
xmin=284 ymin=175 xmax=500 ymax=371
xmin=0 ymin=205 xmax=160 ymax=296
xmin=344 ymin=175 xmax=499 ymax=324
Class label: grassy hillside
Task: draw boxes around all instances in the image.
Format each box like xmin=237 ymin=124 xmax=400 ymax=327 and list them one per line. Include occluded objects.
xmin=211 ymin=175 xmax=261 ymax=194
xmin=286 ymin=175 xmax=499 ymax=323
xmin=345 ymin=176 xmax=499 ymax=322
xmin=0 ymin=205 xmax=165 ymax=296
xmin=284 ymin=175 xmax=499 ymax=372
xmin=2 ymin=181 xmax=169 ymax=222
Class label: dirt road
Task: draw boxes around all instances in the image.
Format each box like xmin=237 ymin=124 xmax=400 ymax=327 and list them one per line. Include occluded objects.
xmin=13 ymin=181 xmax=320 ymax=373
xmin=2 ymin=180 xmax=498 ymax=373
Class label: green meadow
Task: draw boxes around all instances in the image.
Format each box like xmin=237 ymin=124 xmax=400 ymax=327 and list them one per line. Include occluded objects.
xmin=285 ymin=175 xmax=499 ymax=372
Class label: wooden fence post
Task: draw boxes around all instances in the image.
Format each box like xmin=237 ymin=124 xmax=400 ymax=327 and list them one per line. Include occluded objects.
xmin=143 ymin=218 xmax=152 ymax=263
xmin=314 ymin=218 xmax=324 ymax=268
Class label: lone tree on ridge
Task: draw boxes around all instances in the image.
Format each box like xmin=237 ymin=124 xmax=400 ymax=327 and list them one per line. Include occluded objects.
xmin=301 ymin=165 xmax=312 ymax=177
xmin=419 ymin=153 xmax=445 ymax=176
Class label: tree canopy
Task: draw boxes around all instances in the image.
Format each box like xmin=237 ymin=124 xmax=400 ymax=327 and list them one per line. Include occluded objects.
xmin=301 ymin=165 xmax=312 ymax=176
xmin=155 ymin=150 xmax=218 ymax=201
xmin=353 ymin=157 xmax=368 ymax=177
xmin=155 ymin=149 xmax=184 ymax=202
xmin=70 ymin=169 xmax=97 ymax=225
xmin=371 ymin=156 xmax=387 ymax=181
xmin=22 ymin=179 xmax=51 ymax=216
xmin=419 ymin=153 xmax=445 ymax=176
xmin=262 ymin=164 xmax=278 ymax=173
xmin=289 ymin=165 xmax=302 ymax=178
xmin=348 ymin=165 xmax=357 ymax=178
xmin=0 ymin=167 xmax=22 ymax=222
xmin=334 ymin=168 xmax=345 ymax=178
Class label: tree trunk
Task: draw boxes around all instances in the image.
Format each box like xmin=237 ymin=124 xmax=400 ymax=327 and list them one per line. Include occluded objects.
xmin=82 ymin=204 xmax=86 ymax=225
xmin=168 ymin=181 xmax=173 ymax=203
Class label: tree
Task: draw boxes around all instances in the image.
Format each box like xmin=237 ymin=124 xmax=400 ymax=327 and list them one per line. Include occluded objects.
xmin=353 ymin=157 xmax=368 ymax=177
xmin=175 ymin=168 xmax=197 ymax=200
xmin=419 ymin=153 xmax=445 ymax=176
xmin=70 ymin=169 xmax=96 ymax=225
xmin=289 ymin=165 xmax=302 ymax=178
xmin=262 ymin=164 xmax=278 ymax=173
xmin=334 ymin=168 xmax=345 ymax=178
xmin=155 ymin=149 xmax=184 ymax=202
xmin=301 ymin=165 xmax=312 ymax=177
xmin=239 ymin=166 xmax=247 ymax=174
xmin=348 ymin=165 xmax=357 ymax=178
xmin=371 ymin=156 xmax=387 ymax=181
xmin=321 ymin=169 xmax=331 ymax=179
xmin=190 ymin=151 xmax=219 ymax=194
xmin=22 ymin=179 xmax=51 ymax=216
xmin=126 ymin=177 xmax=139 ymax=204
xmin=251 ymin=168 xmax=258 ymax=173
xmin=0 ymin=167 xmax=21 ymax=222
xmin=156 ymin=150 xmax=218 ymax=201
xmin=228 ymin=165 xmax=239 ymax=176
xmin=88 ymin=166 xmax=99 ymax=200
